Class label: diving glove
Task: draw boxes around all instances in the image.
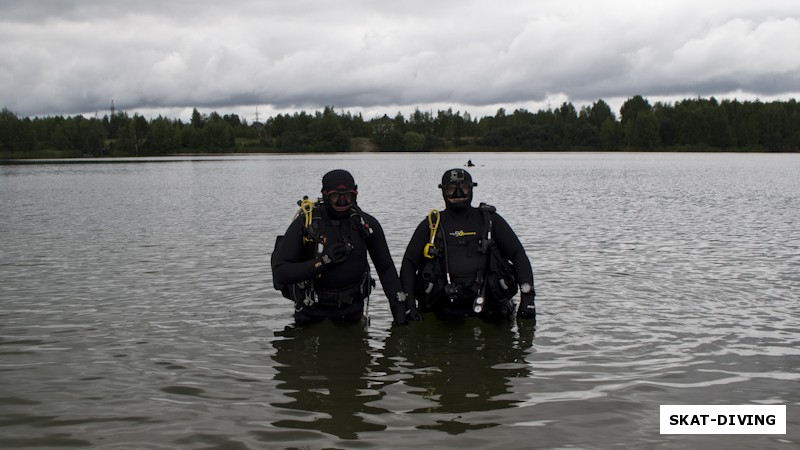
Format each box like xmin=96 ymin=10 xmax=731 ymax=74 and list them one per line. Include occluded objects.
xmin=517 ymin=293 xmax=536 ymax=321
xmin=318 ymin=242 xmax=350 ymax=267
xmin=391 ymin=292 xmax=410 ymax=326
xmin=406 ymin=305 xmax=423 ymax=322
xmin=405 ymin=294 xmax=423 ymax=322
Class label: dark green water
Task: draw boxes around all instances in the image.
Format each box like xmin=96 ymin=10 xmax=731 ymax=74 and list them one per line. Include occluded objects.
xmin=1 ymin=153 xmax=798 ymax=449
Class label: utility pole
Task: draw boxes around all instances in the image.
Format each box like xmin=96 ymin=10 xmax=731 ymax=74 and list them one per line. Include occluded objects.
xmin=254 ymin=107 xmax=265 ymax=143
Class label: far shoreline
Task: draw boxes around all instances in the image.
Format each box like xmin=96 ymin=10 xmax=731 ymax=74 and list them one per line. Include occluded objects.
xmin=2 ymin=147 xmax=798 ymax=164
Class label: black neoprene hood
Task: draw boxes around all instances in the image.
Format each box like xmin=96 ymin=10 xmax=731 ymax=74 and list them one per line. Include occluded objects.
xmin=439 ymin=168 xmax=476 ymax=209
xmin=322 ymin=169 xmax=357 ymax=193
xmin=439 ymin=168 xmax=474 ymax=189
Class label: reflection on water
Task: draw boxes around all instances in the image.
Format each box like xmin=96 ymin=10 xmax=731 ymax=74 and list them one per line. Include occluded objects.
xmin=1 ymin=153 xmax=799 ymax=449
xmin=270 ymin=322 xmax=387 ymax=439
xmin=381 ymin=319 xmax=533 ymax=434
xmin=267 ymin=318 xmax=535 ymax=441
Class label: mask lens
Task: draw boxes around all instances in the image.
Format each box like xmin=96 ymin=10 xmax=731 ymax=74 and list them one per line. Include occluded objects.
xmin=328 ymin=190 xmax=355 ymax=205
xmin=445 ymin=183 xmax=470 ymax=198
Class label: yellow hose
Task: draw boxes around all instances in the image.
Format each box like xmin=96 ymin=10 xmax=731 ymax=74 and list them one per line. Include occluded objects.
xmin=423 ymin=209 xmax=440 ymax=259
xmin=294 ymin=197 xmax=317 ymax=244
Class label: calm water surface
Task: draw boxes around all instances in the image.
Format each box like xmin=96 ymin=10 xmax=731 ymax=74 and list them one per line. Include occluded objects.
xmin=1 ymin=152 xmax=798 ymax=449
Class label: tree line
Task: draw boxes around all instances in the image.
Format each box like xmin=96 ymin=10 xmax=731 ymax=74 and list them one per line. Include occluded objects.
xmin=1 ymin=96 xmax=798 ymax=158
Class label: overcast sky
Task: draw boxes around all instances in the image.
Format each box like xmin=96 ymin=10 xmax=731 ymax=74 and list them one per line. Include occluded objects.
xmin=2 ymin=0 xmax=799 ymax=122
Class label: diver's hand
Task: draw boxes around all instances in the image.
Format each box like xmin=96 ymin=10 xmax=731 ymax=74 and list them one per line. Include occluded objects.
xmin=391 ymin=292 xmax=410 ymax=326
xmin=391 ymin=301 xmax=407 ymax=326
xmin=517 ymin=293 xmax=536 ymax=321
xmin=498 ymin=298 xmax=515 ymax=318
xmin=318 ymin=242 xmax=349 ymax=267
xmin=405 ymin=294 xmax=423 ymax=321
xmin=406 ymin=305 xmax=423 ymax=321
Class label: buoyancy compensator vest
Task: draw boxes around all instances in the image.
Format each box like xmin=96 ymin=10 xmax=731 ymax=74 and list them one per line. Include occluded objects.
xmin=414 ymin=203 xmax=517 ymax=312
xmin=271 ymin=197 xmax=375 ymax=307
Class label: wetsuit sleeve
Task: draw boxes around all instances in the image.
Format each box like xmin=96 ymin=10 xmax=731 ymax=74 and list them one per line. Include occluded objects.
xmin=400 ymin=218 xmax=431 ymax=303
xmin=491 ymin=212 xmax=535 ymax=294
xmin=363 ymin=214 xmax=402 ymax=302
xmin=272 ymin=217 xmax=324 ymax=285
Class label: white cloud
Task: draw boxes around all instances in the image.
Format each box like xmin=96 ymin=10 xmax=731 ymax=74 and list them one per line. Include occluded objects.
xmin=1 ymin=0 xmax=798 ymax=119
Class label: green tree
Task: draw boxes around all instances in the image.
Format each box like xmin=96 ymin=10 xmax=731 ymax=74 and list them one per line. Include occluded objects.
xmin=626 ymin=111 xmax=660 ymax=149
xmin=678 ymin=108 xmax=706 ymax=146
xmin=82 ymin=117 xmax=107 ymax=155
xmin=198 ymin=112 xmax=235 ymax=150
xmin=555 ymin=102 xmax=578 ymax=147
xmin=190 ymin=108 xmax=205 ymax=129
xmin=586 ymin=99 xmax=615 ymax=128
xmin=0 ymin=108 xmax=17 ymax=152
xmin=108 ymin=111 xmax=127 ymax=139
xmin=403 ymin=131 xmax=425 ymax=151
xmin=370 ymin=114 xmax=405 ymax=151
xmin=706 ymin=105 xmax=733 ymax=148
xmin=115 ymin=120 xmax=137 ymax=155
xmin=653 ymin=103 xmax=679 ymax=146
xmin=145 ymin=116 xmax=180 ymax=154
xmin=308 ymin=106 xmax=351 ymax=152
xmin=0 ymin=108 xmax=20 ymax=154
xmin=759 ymin=102 xmax=789 ymax=151
xmin=620 ymin=95 xmax=651 ymax=127
xmin=408 ymin=108 xmax=434 ymax=135
xmin=600 ymin=118 xmax=623 ymax=149
xmin=132 ymin=114 xmax=149 ymax=154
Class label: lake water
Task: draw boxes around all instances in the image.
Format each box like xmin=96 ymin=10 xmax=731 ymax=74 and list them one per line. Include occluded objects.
xmin=1 ymin=152 xmax=798 ymax=449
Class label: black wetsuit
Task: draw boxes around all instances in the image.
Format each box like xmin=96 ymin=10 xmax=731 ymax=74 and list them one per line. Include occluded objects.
xmin=273 ymin=205 xmax=403 ymax=324
xmin=401 ymin=205 xmax=535 ymax=319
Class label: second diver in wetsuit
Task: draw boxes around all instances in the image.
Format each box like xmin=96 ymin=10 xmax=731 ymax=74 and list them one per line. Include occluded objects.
xmin=400 ymin=168 xmax=536 ymax=322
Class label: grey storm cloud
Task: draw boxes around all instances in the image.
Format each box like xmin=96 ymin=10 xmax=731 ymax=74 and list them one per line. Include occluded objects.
xmin=1 ymin=0 xmax=799 ymax=119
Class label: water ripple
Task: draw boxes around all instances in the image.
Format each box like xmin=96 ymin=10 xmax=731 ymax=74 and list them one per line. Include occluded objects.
xmin=1 ymin=153 xmax=798 ymax=449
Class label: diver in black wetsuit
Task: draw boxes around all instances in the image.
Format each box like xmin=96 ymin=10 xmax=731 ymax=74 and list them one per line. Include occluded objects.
xmin=400 ymin=168 xmax=536 ymax=322
xmin=272 ymin=169 xmax=415 ymax=326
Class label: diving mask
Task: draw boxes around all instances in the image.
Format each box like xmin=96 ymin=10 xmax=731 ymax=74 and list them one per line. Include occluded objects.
xmin=444 ymin=182 xmax=472 ymax=199
xmin=325 ymin=189 xmax=357 ymax=207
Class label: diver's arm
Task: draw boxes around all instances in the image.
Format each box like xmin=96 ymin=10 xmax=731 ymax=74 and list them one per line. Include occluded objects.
xmin=492 ymin=213 xmax=535 ymax=292
xmin=492 ymin=212 xmax=536 ymax=320
xmin=272 ymin=218 xmax=325 ymax=285
xmin=365 ymin=217 xmax=402 ymax=299
xmin=400 ymin=219 xmax=431 ymax=304
xmin=363 ymin=215 xmax=408 ymax=324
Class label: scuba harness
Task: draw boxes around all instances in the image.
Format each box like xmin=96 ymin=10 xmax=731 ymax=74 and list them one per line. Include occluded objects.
xmin=272 ymin=196 xmax=376 ymax=309
xmin=415 ymin=203 xmax=518 ymax=314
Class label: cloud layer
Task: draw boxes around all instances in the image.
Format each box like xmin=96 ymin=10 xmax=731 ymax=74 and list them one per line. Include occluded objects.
xmin=2 ymin=0 xmax=799 ymax=120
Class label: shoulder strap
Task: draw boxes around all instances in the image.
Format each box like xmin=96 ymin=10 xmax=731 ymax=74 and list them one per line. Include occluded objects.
xmin=349 ymin=205 xmax=374 ymax=240
xmin=478 ymin=203 xmax=496 ymax=253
